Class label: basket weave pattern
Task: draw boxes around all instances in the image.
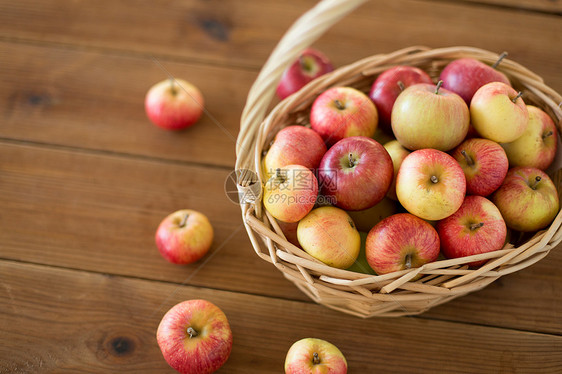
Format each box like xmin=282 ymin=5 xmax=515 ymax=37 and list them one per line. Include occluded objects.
xmin=235 ymin=0 xmax=562 ymax=317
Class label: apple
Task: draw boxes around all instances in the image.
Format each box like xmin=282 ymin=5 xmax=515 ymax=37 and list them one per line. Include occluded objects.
xmin=383 ymin=140 xmax=411 ymax=200
xmin=369 ymin=65 xmax=433 ymax=132
xmin=310 ymin=86 xmax=378 ymax=146
xmin=439 ymin=56 xmax=511 ymax=105
xmin=450 ymin=138 xmax=509 ymax=196
xmin=501 ymin=105 xmax=558 ymax=170
xmin=157 ymin=299 xmax=232 ymax=374
xmin=436 ymin=195 xmax=507 ymax=267
xmin=297 ymin=206 xmax=360 ymax=269
xmin=285 ymin=338 xmax=347 ymax=374
xmin=366 ymin=213 xmax=440 ymax=275
xmin=492 ymin=167 xmax=560 ymax=232
xmin=263 ymin=164 xmax=318 ymax=223
xmin=155 ymin=209 xmax=214 ymax=264
xmin=263 ymin=125 xmax=327 ymax=178
xmin=391 ymin=81 xmax=469 ymax=151
xmin=470 ymin=81 xmax=529 ymax=143
xmin=396 ymin=149 xmax=466 ymax=221
xmin=346 ymin=197 xmax=397 ymax=232
xmin=346 ymin=232 xmax=376 ymax=275
xmin=318 ymin=136 xmax=393 ymax=211
xmin=276 ymin=48 xmax=334 ymax=100
xmin=145 ymin=78 xmax=204 ymax=130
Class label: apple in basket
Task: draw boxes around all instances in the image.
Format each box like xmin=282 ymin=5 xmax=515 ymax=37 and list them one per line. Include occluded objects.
xmin=501 ymin=105 xmax=558 ymax=170
xmin=369 ymin=65 xmax=433 ymax=132
xmin=285 ymin=338 xmax=348 ymax=374
xmin=297 ymin=206 xmax=360 ymax=269
xmin=450 ymin=138 xmax=509 ymax=196
xmin=310 ymin=86 xmax=378 ymax=146
xmin=391 ymin=81 xmax=469 ymax=151
xmin=396 ymin=149 xmax=466 ymax=221
xmin=492 ymin=167 xmax=560 ymax=232
xmin=155 ymin=209 xmax=214 ymax=264
xmin=276 ymin=48 xmax=334 ymax=100
xmin=318 ymin=136 xmax=393 ymax=211
xmin=437 ymin=195 xmax=507 ymax=267
xmin=383 ymin=140 xmax=411 ymax=200
xmin=470 ymin=81 xmax=529 ymax=143
xmin=439 ymin=56 xmax=511 ymax=104
xmin=157 ymin=299 xmax=232 ymax=374
xmin=145 ymin=78 xmax=204 ymax=130
xmin=346 ymin=232 xmax=376 ymax=275
xmin=366 ymin=213 xmax=440 ymax=275
xmin=346 ymin=197 xmax=397 ymax=233
xmin=263 ymin=164 xmax=318 ymax=223
xmin=263 ymin=125 xmax=327 ymax=178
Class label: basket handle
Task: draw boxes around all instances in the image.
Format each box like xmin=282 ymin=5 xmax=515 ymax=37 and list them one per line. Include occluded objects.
xmin=235 ymin=0 xmax=368 ymax=181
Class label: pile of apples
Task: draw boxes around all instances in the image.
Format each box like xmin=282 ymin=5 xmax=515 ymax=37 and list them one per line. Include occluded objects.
xmin=264 ymin=48 xmax=560 ymax=276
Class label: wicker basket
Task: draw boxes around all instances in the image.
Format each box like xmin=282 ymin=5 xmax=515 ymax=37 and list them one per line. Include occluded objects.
xmin=234 ymin=0 xmax=562 ymax=317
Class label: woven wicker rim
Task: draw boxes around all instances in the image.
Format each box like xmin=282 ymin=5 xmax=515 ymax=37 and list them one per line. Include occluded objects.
xmin=235 ymin=0 xmax=562 ymax=317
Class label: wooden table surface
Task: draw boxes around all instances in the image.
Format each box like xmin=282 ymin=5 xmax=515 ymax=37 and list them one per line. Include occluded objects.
xmin=1 ymin=0 xmax=561 ymax=373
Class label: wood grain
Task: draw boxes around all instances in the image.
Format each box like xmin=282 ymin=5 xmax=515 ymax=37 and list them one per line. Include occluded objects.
xmin=451 ymin=0 xmax=562 ymax=14
xmin=1 ymin=141 xmax=561 ymax=335
xmin=1 ymin=260 xmax=561 ymax=373
xmin=0 ymin=0 xmax=560 ymax=93
xmin=0 ymin=41 xmax=253 ymax=168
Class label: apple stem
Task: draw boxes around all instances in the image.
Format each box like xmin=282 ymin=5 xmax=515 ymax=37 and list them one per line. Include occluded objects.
xmin=470 ymin=222 xmax=484 ymax=231
xmin=349 ymin=153 xmax=355 ymax=168
xmin=187 ymin=327 xmax=198 ymax=338
xmin=511 ymin=91 xmax=523 ymax=103
xmin=492 ymin=51 xmax=508 ymax=69
xmin=430 ymin=175 xmax=439 ymax=184
xmin=312 ymin=352 xmax=320 ymax=365
xmin=397 ymin=80 xmax=405 ymax=92
xmin=405 ymin=254 xmax=412 ymax=269
xmin=334 ymin=99 xmax=346 ymax=111
xmin=531 ymin=175 xmax=542 ymax=190
xmin=435 ymin=80 xmax=443 ymax=95
xmin=543 ymin=131 xmax=554 ymax=139
xmin=169 ymin=78 xmax=177 ymax=96
xmin=460 ymin=150 xmax=474 ymax=166
xmin=179 ymin=213 xmax=189 ymax=228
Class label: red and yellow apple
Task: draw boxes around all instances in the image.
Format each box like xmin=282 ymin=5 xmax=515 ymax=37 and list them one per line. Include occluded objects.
xmin=285 ymin=338 xmax=347 ymax=374
xmin=383 ymin=140 xmax=411 ymax=200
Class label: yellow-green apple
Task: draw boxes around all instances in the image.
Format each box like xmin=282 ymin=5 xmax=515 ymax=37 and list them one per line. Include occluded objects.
xmin=383 ymin=140 xmax=411 ymax=200
xmin=372 ymin=127 xmax=395 ymax=145
xmin=276 ymin=219 xmax=300 ymax=247
xmin=366 ymin=213 xmax=440 ymax=274
xmin=492 ymin=167 xmax=560 ymax=232
xmin=346 ymin=197 xmax=397 ymax=232
xmin=470 ymin=82 xmax=529 ymax=143
xmin=439 ymin=56 xmax=511 ymax=104
xmin=297 ymin=206 xmax=360 ymax=269
xmin=436 ymin=195 xmax=507 ymax=267
xmin=310 ymin=86 xmax=378 ymax=146
xmin=318 ymin=136 xmax=393 ymax=211
xmin=155 ymin=209 xmax=214 ymax=264
xmin=501 ymin=105 xmax=558 ymax=170
xmin=145 ymin=78 xmax=204 ymax=130
xmin=391 ymin=81 xmax=469 ymax=151
xmin=285 ymin=338 xmax=347 ymax=374
xmin=264 ymin=165 xmax=318 ymax=223
xmin=157 ymin=299 xmax=232 ymax=374
xmin=346 ymin=232 xmax=376 ymax=275
xmin=369 ymin=65 xmax=433 ymax=132
xmin=451 ymin=138 xmax=509 ymax=196
xmin=263 ymin=125 xmax=327 ymax=178
xmin=276 ymin=48 xmax=334 ymax=100
xmin=396 ymin=149 xmax=466 ymax=221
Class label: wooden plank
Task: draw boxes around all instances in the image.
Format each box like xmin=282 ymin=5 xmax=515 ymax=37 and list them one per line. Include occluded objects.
xmin=1 ymin=260 xmax=561 ymax=373
xmin=0 ymin=0 xmax=560 ymax=94
xmin=1 ymin=141 xmax=561 ymax=335
xmin=0 ymin=41 xmax=253 ymax=168
xmin=451 ymin=0 xmax=562 ymax=14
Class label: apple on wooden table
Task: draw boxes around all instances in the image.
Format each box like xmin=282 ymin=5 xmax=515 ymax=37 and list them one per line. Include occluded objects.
xmin=276 ymin=48 xmax=334 ymax=100
xmin=310 ymin=86 xmax=378 ymax=146
xmin=285 ymin=338 xmax=348 ymax=374
xmin=157 ymin=299 xmax=233 ymax=374
xmin=436 ymin=195 xmax=507 ymax=267
xmin=145 ymin=78 xmax=204 ymax=130
xmin=155 ymin=209 xmax=214 ymax=264
xmin=391 ymin=81 xmax=469 ymax=151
